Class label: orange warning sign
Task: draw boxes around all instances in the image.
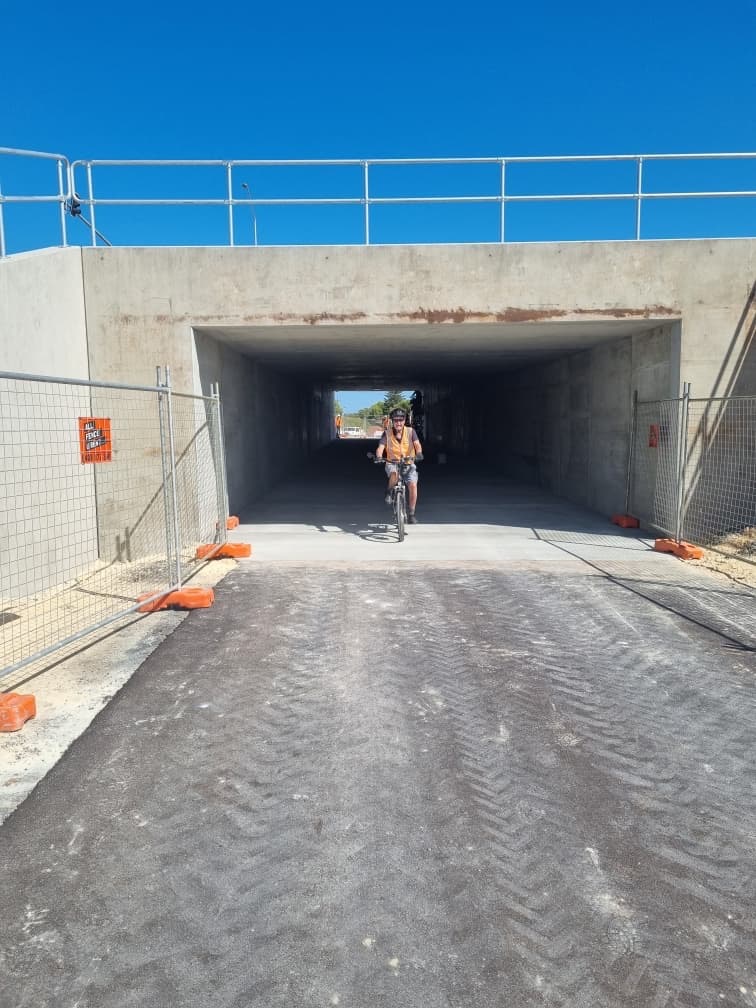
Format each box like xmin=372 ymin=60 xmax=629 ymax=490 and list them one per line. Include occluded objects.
xmin=79 ymin=417 xmax=112 ymax=463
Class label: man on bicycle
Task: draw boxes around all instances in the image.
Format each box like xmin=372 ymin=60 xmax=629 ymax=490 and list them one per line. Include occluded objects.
xmin=375 ymin=407 xmax=423 ymax=523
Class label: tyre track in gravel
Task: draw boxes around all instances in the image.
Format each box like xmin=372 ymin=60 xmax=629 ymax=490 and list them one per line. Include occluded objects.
xmin=2 ymin=547 xmax=756 ymax=1007
xmin=430 ymin=567 xmax=756 ymax=1007
xmin=217 ymin=570 xmax=462 ymax=1008
xmin=4 ymin=568 xmax=548 ymax=1008
xmin=408 ymin=577 xmax=601 ymax=1007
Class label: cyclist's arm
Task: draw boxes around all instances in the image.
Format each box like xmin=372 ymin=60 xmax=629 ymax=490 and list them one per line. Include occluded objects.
xmin=375 ymin=433 xmax=387 ymax=460
xmin=412 ymin=432 xmax=423 ymax=456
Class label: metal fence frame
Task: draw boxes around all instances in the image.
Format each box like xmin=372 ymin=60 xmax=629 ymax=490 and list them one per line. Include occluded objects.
xmin=2 ymin=147 xmax=756 ymax=255
xmin=0 ymin=367 xmax=229 ymax=680
xmin=628 ymin=388 xmax=756 ymax=561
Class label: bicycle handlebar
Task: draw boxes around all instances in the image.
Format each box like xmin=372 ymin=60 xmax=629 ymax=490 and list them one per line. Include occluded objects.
xmin=367 ymin=452 xmax=423 ymax=463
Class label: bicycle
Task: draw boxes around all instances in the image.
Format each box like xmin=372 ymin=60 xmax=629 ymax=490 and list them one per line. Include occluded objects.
xmin=369 ymin=453 xmax=421 ymax=542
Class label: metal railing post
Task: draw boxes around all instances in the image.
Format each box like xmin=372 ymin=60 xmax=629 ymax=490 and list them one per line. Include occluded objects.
xmin=500 ymin=160 xmax=506 ymax=243
xmin=363 ymin=161 xmax=370 ymax=245
xmin=157 ymin=366 xmax=177 ymax=587
xmin=211 ymin=382 xmax=230 ymax=543
xmin=635 ymin=156 xmax=643 ymax=240
xmin=164 ymin=364 xmax=184 ymax=587
xmin=674 ymin=382 xmax=691 ymax=543
xmin=86 ymin=163 xmax=97 ymax=247
xmin=226 ymin=163 xmax=234 ymax=247
xmin=57 ymin=158 xmax=68 ymax=248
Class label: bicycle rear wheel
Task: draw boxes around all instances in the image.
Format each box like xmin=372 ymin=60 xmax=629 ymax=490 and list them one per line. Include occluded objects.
xmin=395 ymin=489 xmax=405 ymax=542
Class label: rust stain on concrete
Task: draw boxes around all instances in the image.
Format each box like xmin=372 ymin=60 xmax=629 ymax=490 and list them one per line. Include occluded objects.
xmin=112 ymin=304 xmax=678 ymax=327
xmin=279 ymin=305 xmax=678 ymax=326
xmin=399 ymin=305 xmax=678 ymax=324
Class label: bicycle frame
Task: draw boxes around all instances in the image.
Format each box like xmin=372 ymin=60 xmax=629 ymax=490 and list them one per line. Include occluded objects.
xmin=389 ymin=458 xmax=414 ymax=542
xmin=370 ymin=451 xmax=414 ymax=542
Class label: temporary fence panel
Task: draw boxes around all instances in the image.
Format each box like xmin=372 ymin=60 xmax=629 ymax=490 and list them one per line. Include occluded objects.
xmin=0 ymin=370 xmax=228 ymax=680
xmin=629 ymin=391 xmax=756 ymax=562
xmin=629 ymin=397 xmax=686 ymax=539
xmin=169 ymin=390 xmax=227 ymax=570
xmin=682 ymin=397 xmax=756 ymax=558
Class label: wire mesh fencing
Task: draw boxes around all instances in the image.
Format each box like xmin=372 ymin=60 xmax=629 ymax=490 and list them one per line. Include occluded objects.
xmin=682 ymin=397 xmax=756 ymax=558
xmin=628 ymin=397 xmax=686 ymax=539
xmin=0 ymin=369 xmax=228 ymax=681
xmin=629 ymin=390 xmax=756 ymax=562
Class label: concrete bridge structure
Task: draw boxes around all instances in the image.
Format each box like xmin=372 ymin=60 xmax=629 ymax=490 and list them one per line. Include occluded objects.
xmin=4 ymin=200 xmax=756 ymax=1006
xmin=2 ymin=239 xmax=755 ymax=517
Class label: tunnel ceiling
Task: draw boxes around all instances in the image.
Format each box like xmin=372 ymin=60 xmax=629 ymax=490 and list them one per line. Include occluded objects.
xmin=195 ymin=319 xmax=663 ymax=389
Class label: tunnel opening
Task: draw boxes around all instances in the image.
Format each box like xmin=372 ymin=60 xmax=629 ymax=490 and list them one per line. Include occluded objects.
xmin=333 ymin=389 xmax=415 ymax=442
xmin=193 ymin=316 xmax=679 ymax=520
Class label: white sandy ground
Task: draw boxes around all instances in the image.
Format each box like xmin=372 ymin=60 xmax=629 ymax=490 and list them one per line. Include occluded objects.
xmin=690 ymin=544 xmax=756 ymax=589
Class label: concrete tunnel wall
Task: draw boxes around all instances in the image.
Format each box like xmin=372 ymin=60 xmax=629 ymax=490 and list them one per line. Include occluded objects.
xmin=193 ymin=333 xmax=332 ymax=513
xmin=422 ymin=322 xmax=676 ymax=516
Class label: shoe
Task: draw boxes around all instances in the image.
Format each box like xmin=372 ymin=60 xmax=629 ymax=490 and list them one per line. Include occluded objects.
xmin=384 ymin=493 xmax=392 ymax=505
xmin=408 ymin=513 xmax=417 ymax=524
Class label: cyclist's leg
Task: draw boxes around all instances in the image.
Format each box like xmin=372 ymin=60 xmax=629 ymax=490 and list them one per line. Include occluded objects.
xmin=408 ymin=482 xmax=418 ymax=512
xmin=406 ymin=465 xmax=419 ymax=514
xmin=384 ymin=462 xmax=399 ymax=500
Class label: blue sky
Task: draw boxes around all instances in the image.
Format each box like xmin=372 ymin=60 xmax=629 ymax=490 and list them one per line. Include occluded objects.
xmin=2 ymin=0 xmax=753 ymax=157
xmin=336 ymin=392 xmax=407 ymax=416
xmin=3 ymin=0 xmax=754 ymax=159
xmin=2 ymin=0 xmax=755 ymax=409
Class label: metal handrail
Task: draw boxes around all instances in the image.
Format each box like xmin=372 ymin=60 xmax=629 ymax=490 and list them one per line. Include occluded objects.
xmin=0 ymin=148 xmax=71 ymax=256
xmin=1 ymin=149 xmax=755 ymax=255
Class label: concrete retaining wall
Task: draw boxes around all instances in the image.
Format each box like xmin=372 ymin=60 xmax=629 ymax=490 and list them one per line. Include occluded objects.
xmin=0 ymin=247 xmax=88 ymax=376
xmin=0 ymin=249 xmax=98 ymax=598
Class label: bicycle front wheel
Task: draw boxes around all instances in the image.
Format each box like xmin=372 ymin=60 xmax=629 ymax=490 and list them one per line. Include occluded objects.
xmin=395 ymin=490 xmax=405 ymax=542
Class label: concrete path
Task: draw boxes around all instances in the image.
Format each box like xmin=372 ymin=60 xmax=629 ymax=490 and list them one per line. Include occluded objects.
xmin=2 ymin=441 xmax=756 ymax=1007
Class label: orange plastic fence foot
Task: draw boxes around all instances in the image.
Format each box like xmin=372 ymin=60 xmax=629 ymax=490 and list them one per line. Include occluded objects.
xmin=226 ymin=516 xmax=240 ymax=529
xmin=137 ymin=587 xmax=215 ymax=612
xmin=196 ymin=542 xmax=252 ymax=560
xmin=654 ymin=538 xmax=704 ymax=560
xmin=673 ymin=541 xmax=704 ymax=560
xmin=654 ymin=538 xmax=678 ymax=554
xmin=611 ymin=514 xmax=640 ymax=528
xmin=0 ymin=693 xmax=37 ymax=732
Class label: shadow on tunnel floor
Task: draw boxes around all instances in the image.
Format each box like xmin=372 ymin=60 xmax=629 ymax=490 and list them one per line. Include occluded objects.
xmin=236 ymin=438 xmax=646 ymax=537
xmin=233 ymin=441 xmax=756 ymax=649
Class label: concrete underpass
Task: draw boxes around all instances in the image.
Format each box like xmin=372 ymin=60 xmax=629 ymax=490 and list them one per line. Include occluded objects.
xmin=195 ymin=313 xmax=675 ymax=518
xmin=6 ymin=240 xmax=754 ymax=521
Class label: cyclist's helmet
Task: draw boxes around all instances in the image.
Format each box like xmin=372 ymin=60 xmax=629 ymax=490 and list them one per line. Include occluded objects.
xmin=389 ymin=408 xmax=407 ymax=420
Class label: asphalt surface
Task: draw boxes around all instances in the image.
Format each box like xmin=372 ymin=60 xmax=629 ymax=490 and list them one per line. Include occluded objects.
xmin=2 ymin=441 xmax=756 ymax=1007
